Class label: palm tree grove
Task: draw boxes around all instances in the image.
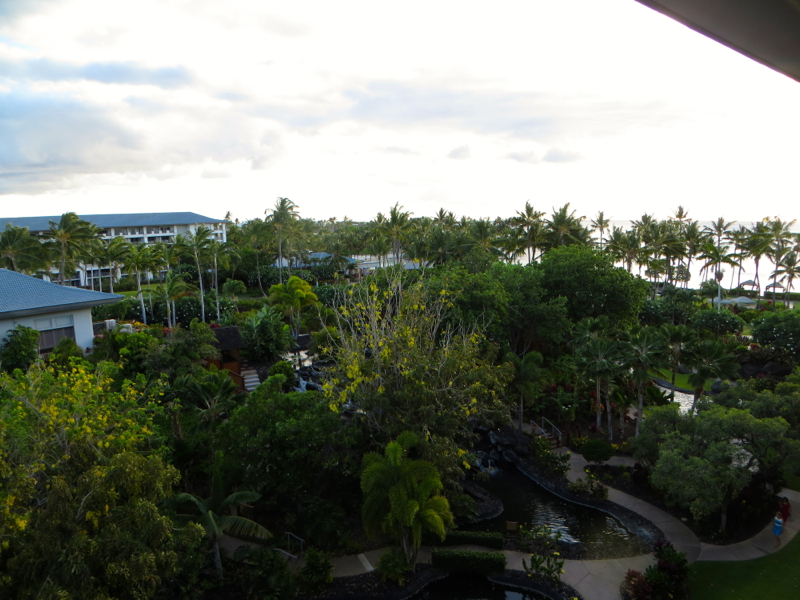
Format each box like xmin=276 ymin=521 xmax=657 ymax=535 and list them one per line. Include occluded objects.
xmin=1 ymin=202 xmax=800 ymax=600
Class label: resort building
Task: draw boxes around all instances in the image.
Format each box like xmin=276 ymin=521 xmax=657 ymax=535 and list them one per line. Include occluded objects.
xmin=1 ymin=212 xmax=227 ymax=286
xmin=0 ymin=268 xmax=122 ymax=353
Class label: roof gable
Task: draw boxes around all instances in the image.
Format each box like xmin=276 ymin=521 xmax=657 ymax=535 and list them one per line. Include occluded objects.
xmin=1 ymin=212 xmax=225 ymax=232
xmin=0 ymin=269 xmax=123 ymax=318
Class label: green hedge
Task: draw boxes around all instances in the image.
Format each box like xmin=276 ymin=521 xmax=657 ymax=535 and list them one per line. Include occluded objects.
xmin=430 ymin=549 xmax=506 ymax=575
xmin=438 ymin=531 xmax=504 ymax=550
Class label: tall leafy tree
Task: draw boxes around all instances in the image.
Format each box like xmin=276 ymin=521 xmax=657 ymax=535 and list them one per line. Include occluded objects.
xmin=0 ymin=224 xmax=42 ymax=272
xmin=575 ymin=337 xmax=620 ymax=438
xmin=361 ymin=432 xmax=453 ymax=564
xmin=174 ymin=477 xmax=271 ymax=579
xmin=185 ymin=226 xmax=213 ymax=322
xmin=624 ymin=328 xmax=667 ymax=436
xmin=505 ymin=351 xmax=543 ymax=431
xmin=47 ymin=212 xmax=95 ymax=285
xmin=686 ymin=340 xmax=739 ymax=414
xmin=269 ymin=275 xmax=319 ymax=339
xmin=266 ymin=197 xmax=300 ymax=284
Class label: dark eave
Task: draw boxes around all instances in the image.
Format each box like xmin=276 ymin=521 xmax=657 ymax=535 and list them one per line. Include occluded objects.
xmin=0 ymin=297 xmax=122 ymax=320
xmin=636 ymin=0 xmax=800 ymax=83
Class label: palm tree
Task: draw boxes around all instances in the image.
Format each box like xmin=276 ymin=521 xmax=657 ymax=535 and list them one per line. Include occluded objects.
xmin=208 ymin=240 xmax=239 ymax=322
xmin=174 ymin=476 xmax=271 ymax=579
xmin=777 ymin=251 xmax=800 ymax=300
xmin=186 ymin=226 xmax=213 ymax=322
xmin=765 ymin=217 xmax=797 ymax=303
xmin=123 ymin=242 xmax=154 ymax=324
xmin=268 ymin=275 xmax=319 ymax=339
xmin=266 ymin=197 xmax=300 ymax=284
xmin=0 ymin=224 xmax=42 ymax=272
xmin=686 ymin=340 xmax=739 ymax=414
xmin=545 ymin=203 xmax=589 ymax=249
xmin=679 ymin=221 xmax=706 ymax=288
xmin=624 ymin=328 xmax=667 ymax=436
xmin=505 ymin=351 xmax=543 ymax=431
xmin=575 ymin=337 xmax=620 ymax=439
xmin=47 ymin=212 xmax=96 ymax=285
xmin=590 ymin=211 xmax=610 ymax=249
xmin=153 ymin=272 xmax=193 ymax=327
xmin=704 ymin=217 xmax=734 ymax=250
xmin=743 ymin=222 xmax=771 ymax=299
xmin=659 ymin=324 xmax=696 ymax=402
xmin=698 ymin=242 xmax=741 ymax=309
xmin=378 ymin=203 xmax=413 ymax=264
xmin=513 ymin=202 xmax=545 ymax=263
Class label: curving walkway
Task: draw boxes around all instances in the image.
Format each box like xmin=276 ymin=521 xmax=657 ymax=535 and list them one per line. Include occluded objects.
xmin=326 ymin=452 xmax=800 ymax=600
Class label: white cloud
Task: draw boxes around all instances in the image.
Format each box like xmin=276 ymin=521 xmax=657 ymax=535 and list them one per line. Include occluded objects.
xmin=447 ymin=145 xmax=470 ymax=160
xmin=0 ymin=0 xmax=798 ymax=225
xmin=542 ymin=148 xmax=583 ymax=163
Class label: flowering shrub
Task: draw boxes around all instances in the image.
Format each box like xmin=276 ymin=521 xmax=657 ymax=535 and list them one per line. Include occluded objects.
xmin=567 ymin=475 xmax=608 ymax=500
xmin=529 ymin=436 xmax=570 ymax=476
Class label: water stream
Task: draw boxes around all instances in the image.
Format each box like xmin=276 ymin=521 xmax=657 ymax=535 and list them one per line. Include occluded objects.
xmin=467 ymin=469 xmax=636 ymax=552
xmin=418 ymin=576 xmax=548 ymax=600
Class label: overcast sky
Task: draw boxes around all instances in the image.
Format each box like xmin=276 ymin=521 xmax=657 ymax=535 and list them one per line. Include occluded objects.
xmin=2 ymin=0 xmax=799 ymax=224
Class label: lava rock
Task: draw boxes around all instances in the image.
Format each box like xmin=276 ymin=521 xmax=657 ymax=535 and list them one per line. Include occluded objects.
xmin=740 ymin=363 xmax=761 ymax=379
xmin=489 ymin=450 xmax=500 ymax=462
xmin=488 ymin=431 xmax=499 ymax=446
xmin=502 ymin=449 xmax=519 ymax=464
xmin=763 ymin=361 xmax=792 ymax=377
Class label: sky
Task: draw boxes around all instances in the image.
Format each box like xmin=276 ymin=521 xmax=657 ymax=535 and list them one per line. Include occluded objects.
xmin=1 ymin=0 xmax=800 ymax=224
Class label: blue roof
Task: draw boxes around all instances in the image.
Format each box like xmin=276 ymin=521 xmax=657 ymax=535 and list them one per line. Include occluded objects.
xmin=0 ymin=269 xmax=123 ymax=318
xmin=1 ymin=212 xmax=225 ymax=232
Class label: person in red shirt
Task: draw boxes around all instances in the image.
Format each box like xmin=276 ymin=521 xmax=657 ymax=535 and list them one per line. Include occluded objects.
xmin=780 ymin=497 xmax=792 ymax=523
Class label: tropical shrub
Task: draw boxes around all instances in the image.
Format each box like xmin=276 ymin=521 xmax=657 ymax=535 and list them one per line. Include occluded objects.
xmin=522 ymin=550 xmax=564 ymax=584
xmin=240 ymin=305 xmax=293 ymax=363
xmin=430 ymin=549 xmax=506 ymax=575
xmin=753 ymin=310 xmax=800 ymax=361
xmin=436 ymin=530 xmax=504 ymax=549
xmin=298 ymin=547 xmax=333 ymax=593
xmin=529 ymin=435 xmax=570 ymax=476
xmin=580 ymin=439 xmax=615 ymax=464
xmin=691 ymin=309 xmax=745 ymax=337
xmin=376 ymin=549 xmax=414 ymax=585
xmin=0 ymin=325 xmax=39 ymax=373
xmin=567 ymin=476 xmax=608 ymax=500
xmin=269 ymin=360 xmax=296 ymax=390
xmin=621 ymin=542 xmax=689 ymax=600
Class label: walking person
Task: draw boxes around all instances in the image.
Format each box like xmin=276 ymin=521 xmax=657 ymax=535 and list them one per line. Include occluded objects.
xmin=774 ymin=511 xmax=784 ymax=547
xmin=780 ymin=497 xmax=792 ymax=523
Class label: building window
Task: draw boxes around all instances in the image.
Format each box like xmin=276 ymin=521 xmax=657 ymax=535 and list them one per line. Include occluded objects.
xmin=34 ymin=315 xmax=75 ymax=352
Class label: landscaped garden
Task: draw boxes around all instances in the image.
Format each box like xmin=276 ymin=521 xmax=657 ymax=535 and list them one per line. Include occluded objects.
xmin=1 ymin=206 xmax=800 ymax=599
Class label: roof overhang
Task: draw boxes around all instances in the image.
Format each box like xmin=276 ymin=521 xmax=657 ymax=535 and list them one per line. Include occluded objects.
xmin=635 ymin=0 xmax=800 ymax=83
xmin=0 ymin=296 xmax=122 ymax=320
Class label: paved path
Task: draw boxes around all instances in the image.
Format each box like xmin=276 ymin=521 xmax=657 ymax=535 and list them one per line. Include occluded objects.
xmin=325 ymin=453 xmax=800 ymax=600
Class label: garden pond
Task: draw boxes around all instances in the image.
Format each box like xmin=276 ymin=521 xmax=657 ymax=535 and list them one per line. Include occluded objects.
xmin=466 ymin=468 xmax=641 ymax=555
xmin=417 ymin=575 xmax=549 ymax=600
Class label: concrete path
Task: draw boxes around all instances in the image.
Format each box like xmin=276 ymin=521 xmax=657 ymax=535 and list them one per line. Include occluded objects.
xmin=324 ymin=454 xmax=800 ymax=600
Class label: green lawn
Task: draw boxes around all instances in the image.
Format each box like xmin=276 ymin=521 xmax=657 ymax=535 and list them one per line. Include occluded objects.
xmin=650 ymin=369 xmax=714 ymax=391
xmin=688 ymin=531 xmax=800 ymax=599
xmin=118 ymin=285 xmax=158 ymax=297
xmin=784 ymin=471 xmax=800 ymax=493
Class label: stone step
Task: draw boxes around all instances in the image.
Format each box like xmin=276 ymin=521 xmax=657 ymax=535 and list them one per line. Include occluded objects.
xmin=241 ymin=369 xmax=260 ymax=392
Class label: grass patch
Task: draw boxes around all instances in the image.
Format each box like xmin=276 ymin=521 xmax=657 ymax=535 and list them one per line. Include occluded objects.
xmin=784 ymin=471 xmax=800 ymax=493
xmin=688 ymin=531 xmax=800 ymax=599
xmin=650 ymin=369 xmax=714 ymax=391
xmin=118 ymin=285 xmax=158 ymax=297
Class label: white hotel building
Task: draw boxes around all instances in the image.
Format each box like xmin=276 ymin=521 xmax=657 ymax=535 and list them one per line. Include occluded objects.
xmin=1 ymin=212 xmax=227 ymax=286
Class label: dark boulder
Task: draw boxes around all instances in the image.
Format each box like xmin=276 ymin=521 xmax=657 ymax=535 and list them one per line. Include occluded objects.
xmin=763 ymin=362 xmax=792 ymax=377
xmin=502 ymin=449 xmax=519 ymax=464
xmin=740 ymin=363 xmax=761 ymax=379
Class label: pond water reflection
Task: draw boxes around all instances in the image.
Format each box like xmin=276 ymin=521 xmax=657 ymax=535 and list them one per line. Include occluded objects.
xmin=467 ymin=469 xmax=636 ymax=552
xmin=418 ymin=575 xmax=547 ymax=600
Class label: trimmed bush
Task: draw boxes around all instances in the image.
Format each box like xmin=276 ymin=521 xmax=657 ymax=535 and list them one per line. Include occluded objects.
xmin=581 ymin=439 xmax=615 ymax=464
xmin=376 ymin=549 xmax=413 ymax=585
xmin=430 ymin=549 xmax=506 ymax=575
xmin=438 ymin=531 xmax=504 ymax=550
